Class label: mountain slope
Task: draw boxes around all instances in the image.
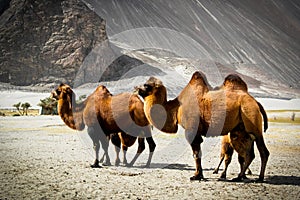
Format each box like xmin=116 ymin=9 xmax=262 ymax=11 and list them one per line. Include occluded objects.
xmin=83 ymin=0 xmax=300 ymax=97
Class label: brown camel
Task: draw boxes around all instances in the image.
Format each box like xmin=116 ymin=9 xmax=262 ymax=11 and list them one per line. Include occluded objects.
xmin=213 ymin=74 xmax=268 ymax=179
xmin=136 ymin=71 xmax=269 ymax=182
xmin=52 ymin=83 xmax=156 ymax=168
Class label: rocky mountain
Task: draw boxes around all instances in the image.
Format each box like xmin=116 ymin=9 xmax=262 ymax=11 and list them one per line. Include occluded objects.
xmin=0 ymin=0 xmax=109 ymax=86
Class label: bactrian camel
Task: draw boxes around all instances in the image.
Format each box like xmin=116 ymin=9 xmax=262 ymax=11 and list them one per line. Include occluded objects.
xmin=136 ymin=71 xmax=269 ymax=182
xmin=213 ymin=74 xmax=268 ymax=180
xmin=52 ymin=83 xmax=156 ymax=168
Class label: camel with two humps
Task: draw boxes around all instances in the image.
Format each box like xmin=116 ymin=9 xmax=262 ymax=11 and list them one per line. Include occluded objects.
xmin=52 ymin=83 xmax=156 ymax=168
xmin=136 ymin=71 xmax=269 ymax=182
xmin=213 ymin=74 xmax=268 ymax=180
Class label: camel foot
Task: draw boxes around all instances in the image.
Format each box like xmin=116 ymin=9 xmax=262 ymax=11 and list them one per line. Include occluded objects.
xmin=254 ymin=177 xmax=264 ymax=183
xmin=90 ymin=160 xmax=101 ymax=168
xmin=230 ymin=177 xmax=243 ymax=182
xmin=220 ymin=173 xmax=226 ymax=179
xmin=190 ymin=174 xmax=204 ymax=181
xmin=126 ymin=163 xmax=133 ymax=168
xmin=242 ymin=175 xmax=249 ymax=180
xmin=102 ymin=160 xmax=112 ymax=166
xmin=90 ymin=164 xmax=101 ymax=168
xmin=212 ymin=169 xmax=218 ymax=174
xmin=144 ymin=163 xmax=151 ymax=168
xmin=115 ymin=159 xmax=120 ymax=167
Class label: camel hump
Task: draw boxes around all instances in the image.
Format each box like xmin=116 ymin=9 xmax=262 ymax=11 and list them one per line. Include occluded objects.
xmin=189 ymin=71 xmax=210 ymax=87
xmin=95 ymin=85 xmax=112 ymax=96
xmin=223 ymin=74 xmax=248 ymax=91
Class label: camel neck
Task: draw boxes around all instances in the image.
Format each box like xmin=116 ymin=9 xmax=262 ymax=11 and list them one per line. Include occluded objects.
xmin=57 ymin=95 xmax=85 ymax=131
xmin=144 ymin=94 xmax=179 ymax=134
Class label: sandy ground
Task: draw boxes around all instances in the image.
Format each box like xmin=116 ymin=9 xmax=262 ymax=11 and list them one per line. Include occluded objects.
xmin=0 ymin=115 xmax=299 ymax=199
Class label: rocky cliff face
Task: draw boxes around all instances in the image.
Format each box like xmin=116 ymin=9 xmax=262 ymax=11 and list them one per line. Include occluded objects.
xmin=0 ymin=0 xmax=108 ymax=86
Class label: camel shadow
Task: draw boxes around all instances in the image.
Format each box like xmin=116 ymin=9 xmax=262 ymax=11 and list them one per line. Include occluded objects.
xmin=264 ymin=175 xmax=300 ymax=186
xmin=137 ymin=163 xmax=215 ymax=172
xmin=134 ymin=165 xmax=300 ymax=186
xmin=131 ymin=163 xmax=194 ymax=170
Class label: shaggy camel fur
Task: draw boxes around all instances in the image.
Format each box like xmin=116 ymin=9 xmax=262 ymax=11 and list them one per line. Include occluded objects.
xmin=136 ymin=72 xmax=269 ymax=182
xmin=213 ymin=74 xmax=268 ymax=179
xmin=52 ymin=84 xmax=156 ymax=168
xmin=213 ymin=124 xmax=255 ymax=179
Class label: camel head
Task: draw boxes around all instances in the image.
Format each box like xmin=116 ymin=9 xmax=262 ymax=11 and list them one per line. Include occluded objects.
xmin=135 ymin=77 xmax=167 ymax=104
xmin=51 ymin=83 xmax=85 ymax=130
xmin=51 ymin=83 xmax=75 ymax=101
xmin=223 ymin=74 xmax=248 ymax=91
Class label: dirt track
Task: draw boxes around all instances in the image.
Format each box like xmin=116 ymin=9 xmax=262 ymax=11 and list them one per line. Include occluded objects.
xmin=1 ymin=116 xmax=299 ymax=199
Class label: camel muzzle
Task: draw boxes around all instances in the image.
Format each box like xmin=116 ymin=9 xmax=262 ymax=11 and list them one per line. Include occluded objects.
xmin=135 ymin=85 xmax=148 ymax=98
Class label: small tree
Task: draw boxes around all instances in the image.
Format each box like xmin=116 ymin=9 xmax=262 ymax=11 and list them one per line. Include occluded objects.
xmin=13 ymin=102 xmax=22 ymax=115
xmin=38 ymin=97 xmax=58 ymax=115
xmin=21 ymin=102 xmax=31 ymax=116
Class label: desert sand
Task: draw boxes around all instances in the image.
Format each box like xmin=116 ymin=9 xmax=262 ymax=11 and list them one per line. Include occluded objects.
xmin=0 ymin=113 xmax=299 ymax=199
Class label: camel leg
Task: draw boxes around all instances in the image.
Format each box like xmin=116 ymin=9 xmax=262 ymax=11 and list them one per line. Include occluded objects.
xmin=99 ymin=136 xmax=110 ymax=164
xmin=237 ymin=156 xmax=247 ymax=179
xmin=237 ymin=151 xmax=254 ymax=179
xmin=145 ymin=136 xmax=156 ymax=167
xmin=247 ymin=168 xmax=252 ymax=175
xmin=220 ymin=150 xmax=233 ymax=179
xmin=99 ymin=153 xmax=105 ymax=163
xmin=232 ymin=152 xmax=254 ymax=182
xmin=122 ymin=145 xmax=128 ymax=166
xmin=87 ymin=126 xmax=101 ymax=168
xmin=232 ymin=141 xmax=255 ymax=182
xmin=187 ymin=132 xmax=204 ymax=181
xmin=114 ymin=145 xmax=121 ymax=166
xmin=98 ymin=133 xmax=111 ymax=166
xmin=255 ymin=136 xmax=269 ymax=182
xmin=111 ymin=133 xmax=121 ymax=166
xmin=129 ymin=137 xmax=145 ymax=167
xmin=215 ymin=137 xmax=234 ymax=179
xmin=213 ymin=154 xmax=224 ymax=174
xmin=190 ymin=144 xmax=203 ymax=181
xmin=241 ymin=103 xmax=269 ymax=182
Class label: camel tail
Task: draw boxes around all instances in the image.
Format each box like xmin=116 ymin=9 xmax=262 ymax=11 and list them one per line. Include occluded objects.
xmin=257 ymin=101 xmax=268 ymax=132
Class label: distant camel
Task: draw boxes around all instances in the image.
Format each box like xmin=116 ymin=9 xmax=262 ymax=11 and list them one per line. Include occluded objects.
xmin=213 ymin=74 xmax=268 ymax=179
xmin=136 ymin=72 xmax=269 ymax=182
xmin=52 ymin=83 xmax=156 ymax=168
